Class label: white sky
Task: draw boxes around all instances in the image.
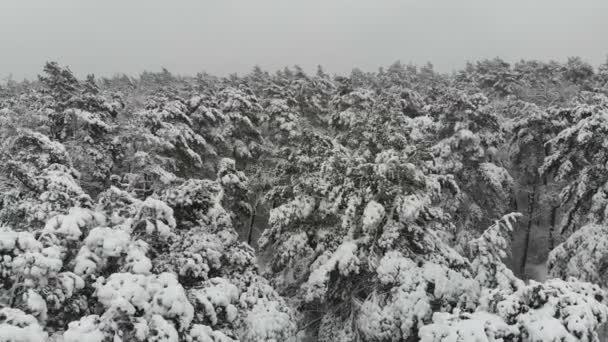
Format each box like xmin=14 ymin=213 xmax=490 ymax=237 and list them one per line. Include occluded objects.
xmin=1 ymin=0 xmax=607 ymax=80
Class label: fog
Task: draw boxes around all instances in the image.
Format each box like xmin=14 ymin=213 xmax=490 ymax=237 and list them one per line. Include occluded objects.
xmin=1 ymin=0 xmax=607 ymax=80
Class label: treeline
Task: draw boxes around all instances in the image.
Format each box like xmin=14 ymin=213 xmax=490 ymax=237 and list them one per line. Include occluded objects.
xmin=0 ymin=57 xmax=608 ymax=341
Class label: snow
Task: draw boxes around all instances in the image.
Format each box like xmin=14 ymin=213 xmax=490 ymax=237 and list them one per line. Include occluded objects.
xmin=136 ymin=197 xmax=177 ymax=235
xmin=0 ymin=228 xmax=18 ymax=251
xmin=39 ymin=164 xmax=85 ymax=197
xmin=23 ymin=290 xmax=47 ymax=322
xmin=219 ymin=87 xmax=261 ymax=113
xmin=259 ymin=195 xmax=315 ymax=247
xmin=242 ymin=300 xmax=294 ymax=342
xmin=6 ymin=57 xmax=608 ymax=342
xmin=148 ymin=315 xmax=179 ymax=342
xmin=395 ymin=193 xmax=428 ymax=222
xmin=419 ymin=311 xmax=518 ymax=342
xmin=342 ymin=194 xmax=361 ymax=238
xmin=302 ymin=241 xmax=359 ymax=302
xmin=63 ymin=315 xmax=107 ymax=342
xmin=362 ymin=200 xmax=385 ymax=235
xmin=407 ymin=263 xmax=608 ymax=342
xmin=57 ymin=271 xmax=86 ymax=299
xmin=478 ymin=162 xmax=514 ymax=195
xmin=66 ymin=108 xmax=111 ymax=132
xmin=94 ymin=272 xmax=194 ymax=330
xmin=0 ymin=308 xmax=48 ymax=342
xmin=0 ymin=230 xmax=41 ymax=253
xmin=548 ymin=224 xmax=608 ymax=287
xmin=74 ymin=226 xmax=152 ymax=276
xmin=123 ymin=240 xmax=152 ymax=274
xmin=556 ymin=159 xmax=574 ymax=180
xmin=134 ymin=318 xmax=150 ymax=340
xmin=85 ymin=227 xmax=130 ymax=257
xmin=188 ymin=324 xmax=235 ymax=342
xmin=359 ymin=251 xmax=480 ymax=341
xmin=478 ymin=279 xmax=608 ymax=342
xmin=269 ymin=195 xmax=315 ymax=228
xmin=469 ymin=213 xmax=523 ymax=289
xmin=275 ymin=232 xmax=311 ymax=268
xmin=43 ymin=207 xmax=106 ymax=240
xmin=190 ymin=277 xmax=240 ymax=326
xmin=217 ymin=158 xmax=244 ymax=187
xmin=520 ymin=311 xmax=574 ymax=342
xmin=15 ymin=129 xmax=69 ymax=164
xmin=12 ymin=246 xmax=63 ymax=286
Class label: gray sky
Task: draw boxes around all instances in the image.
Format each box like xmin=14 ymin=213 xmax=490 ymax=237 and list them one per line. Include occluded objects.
xmin=1 ymin=0 xmax=607 ymax=80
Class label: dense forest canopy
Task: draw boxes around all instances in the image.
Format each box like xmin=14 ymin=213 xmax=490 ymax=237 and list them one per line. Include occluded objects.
xmin=1 ymin=57 xmax=608 ymax=341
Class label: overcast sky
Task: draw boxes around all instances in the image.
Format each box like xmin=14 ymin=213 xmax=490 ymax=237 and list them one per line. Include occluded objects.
xmin=1 ymin=0 xmax=607 ymax=80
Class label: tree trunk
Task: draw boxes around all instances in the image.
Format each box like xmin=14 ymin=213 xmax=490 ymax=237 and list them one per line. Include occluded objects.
xmin=511 ymin=190 xmax=519 ymax=212
xmin=549 ymin=205 xmax=558 ymax=251
xmin=247 ymin=200 xmax=259 ymax=245
xmin=520 ymin=185 xmax=537 ymax=277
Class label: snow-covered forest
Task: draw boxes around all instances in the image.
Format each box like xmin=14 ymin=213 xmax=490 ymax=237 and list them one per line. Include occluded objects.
xmin=1 ymin=58 xmax=608 ymax=341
